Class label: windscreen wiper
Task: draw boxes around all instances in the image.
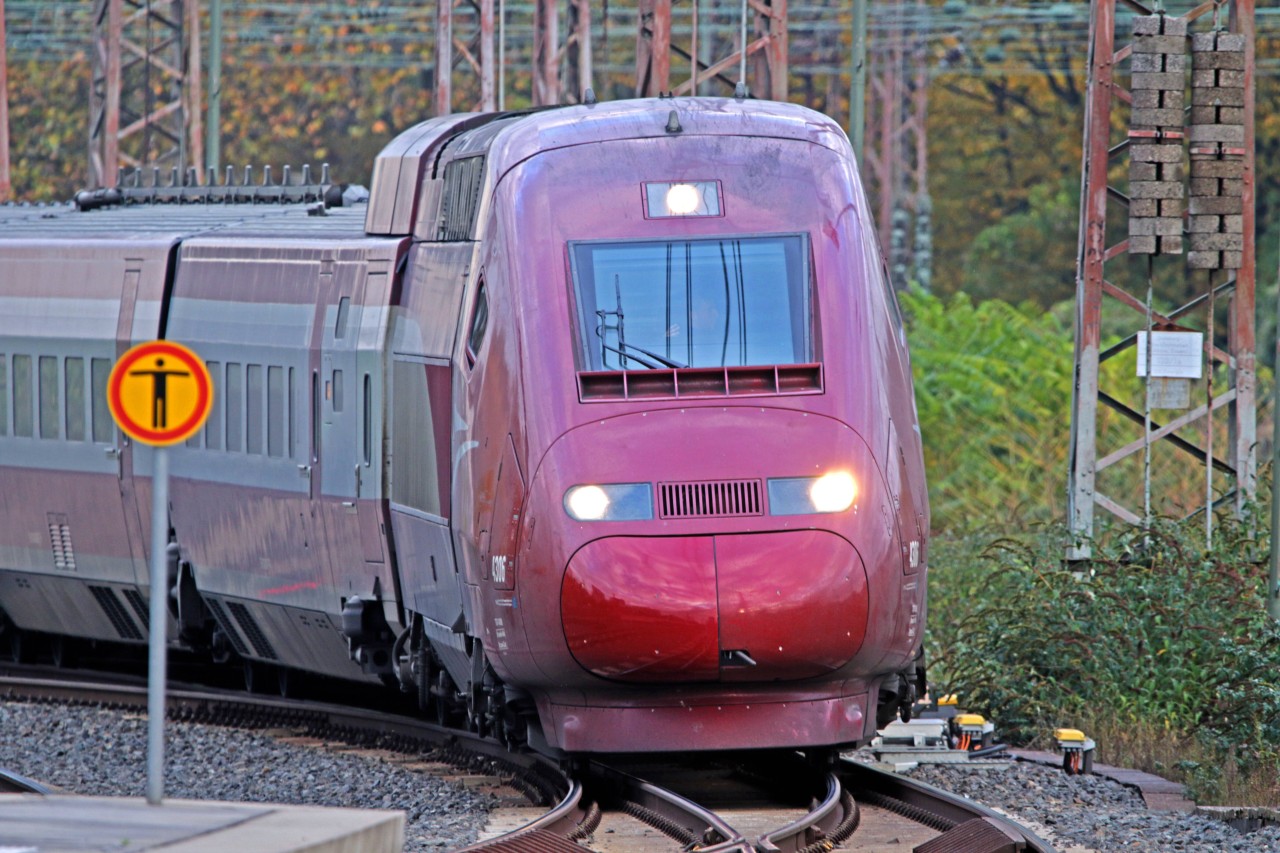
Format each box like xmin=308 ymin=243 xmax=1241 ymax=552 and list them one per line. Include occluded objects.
xmin=599 ymin=338 xmax=686 ymax=370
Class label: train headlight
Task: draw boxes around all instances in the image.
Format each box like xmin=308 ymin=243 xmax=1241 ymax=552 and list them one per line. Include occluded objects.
xmin=564 ymin=483 xmax=654 ymax=521
xmin=768 ymin=471 xmax=857 ymax=515
xmin=665 ymin=184 xmax=702 ymax=215
xmin=644 ymin=181 xmax=722 ymax=218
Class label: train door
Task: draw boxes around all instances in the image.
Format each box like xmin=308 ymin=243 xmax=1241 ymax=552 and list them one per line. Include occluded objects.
xmin=304 ymin=258 xmax=339 ymax=598
xmin=113 ymin=262 xmax=152 ymax=586
xmin=318 ymin=261 xmax=393 ymax=607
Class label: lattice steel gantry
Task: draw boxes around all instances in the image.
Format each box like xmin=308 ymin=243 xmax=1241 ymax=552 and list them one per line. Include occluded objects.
xmin=0 ymin=0 xmax=10 ymax=202
xmin=1068 ymin=0 xmax=1256 ymax=559
xmin=90 ymin=0 xmax=203 ymax=188
xmin=861 ymin=0 xmax=930 ymax=290
xmin=434 ymin=0 xmax=788 ymax=112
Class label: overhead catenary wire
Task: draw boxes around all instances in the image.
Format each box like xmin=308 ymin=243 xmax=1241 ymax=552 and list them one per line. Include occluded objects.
xmin=8 ymin=1 xmax=1280 ymax=76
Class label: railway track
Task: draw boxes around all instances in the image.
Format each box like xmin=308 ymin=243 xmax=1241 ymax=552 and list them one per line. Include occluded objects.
xmin=467 ymin=750 xmax=1058 ymax=852
xmin=0 ymin=667 xmax=1055 ymax=852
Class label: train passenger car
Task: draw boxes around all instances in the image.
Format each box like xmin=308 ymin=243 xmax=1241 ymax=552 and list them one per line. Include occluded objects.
xmin=0 ymin=96 xmax=928 ymax=755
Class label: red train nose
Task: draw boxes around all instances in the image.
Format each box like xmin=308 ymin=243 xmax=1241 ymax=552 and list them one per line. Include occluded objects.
xmin=561 ymin=530 xmax=868 ymax=683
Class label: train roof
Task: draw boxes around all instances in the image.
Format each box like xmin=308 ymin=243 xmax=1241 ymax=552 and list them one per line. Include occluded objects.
xmin=365 ymin=96 xmax=854 ymax=239
xmin=2 ymin=98 xmax=850 ymax=245
xmin=482 ymin=97 xmax=852 ymax=176
xmin=0 ymin=195 xmax=374 ymax=244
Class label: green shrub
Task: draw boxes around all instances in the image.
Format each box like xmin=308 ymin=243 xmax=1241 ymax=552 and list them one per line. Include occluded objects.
xmin=925 ymin=515 xmax=1280 ymax=797
xmin=900 ymin=290 xmax=1073 ymax=531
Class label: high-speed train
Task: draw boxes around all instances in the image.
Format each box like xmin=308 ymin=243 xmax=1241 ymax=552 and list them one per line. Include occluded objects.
xmin=0 ymin=96 xmax=928 ymax=755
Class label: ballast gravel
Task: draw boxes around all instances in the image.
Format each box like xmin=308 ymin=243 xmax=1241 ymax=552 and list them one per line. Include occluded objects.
xmin=0 ymin=700 xmax=493 ymax=851
xmin=4 ymin=698 xmax=1279 ymax=852
xmin=904 ymin=759 xmax=1280 ymax=853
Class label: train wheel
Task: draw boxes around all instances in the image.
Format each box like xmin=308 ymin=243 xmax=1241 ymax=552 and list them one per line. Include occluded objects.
xmin=414 ymin=646 xmax=433 ymax=714
xmin=435 ymin=670 xmax=462 ymax=728
xmin=467 ymin=687 xmax=491 ymax=738
xmin=277 ymin=667 xmax=301 ymax=698
xmin=4 ymin=629 xmax=30 ymax=664
xmin=244 ymin=661 xmax=276 ymax=694
xmin=50 ymin=636 xmax=78 ymax=668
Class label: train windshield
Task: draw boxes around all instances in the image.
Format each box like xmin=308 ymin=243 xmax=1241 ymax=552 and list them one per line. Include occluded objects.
xmin=570 ymin=235 xmax=811 ymax=371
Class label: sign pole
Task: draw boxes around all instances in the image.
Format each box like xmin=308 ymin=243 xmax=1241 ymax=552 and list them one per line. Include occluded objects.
xmin=107 ymin=339 xmax=212 ymax=806
xmin=146 ymin=445 xmax=169 ymax=805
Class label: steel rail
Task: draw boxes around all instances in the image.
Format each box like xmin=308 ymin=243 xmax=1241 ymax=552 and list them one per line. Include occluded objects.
xmin=585 ymin=759 xmax=753 ymax=852
xmin=839 ymin=757 xmax=1059 ymax=853
xmin=758 ymin=770 xmax=859 ymax=852
xmin=0 ymin=673 xmax=588 ymax=844
xmin=0 ymin=767 xmax=55 ymax=794
xmin=0 ymin=671 xmax=1058 ymax=852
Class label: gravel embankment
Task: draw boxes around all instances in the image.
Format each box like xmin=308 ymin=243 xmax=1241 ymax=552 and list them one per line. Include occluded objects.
xmin=0 ymin=700 xmax=494 ymax=851
xmin=5 ymin=699 xmax=1278 ymax=852
xmin=904 ymin=758 xmax=1280 ymax=853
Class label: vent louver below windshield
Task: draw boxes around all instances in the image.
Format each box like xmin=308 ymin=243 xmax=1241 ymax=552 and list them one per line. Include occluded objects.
xmin=659 ymin=479 xmax=763 ymax=519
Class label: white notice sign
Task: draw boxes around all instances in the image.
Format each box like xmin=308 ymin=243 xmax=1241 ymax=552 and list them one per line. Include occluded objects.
xmin=1136 ymin=331 xmax=1203 ymax=379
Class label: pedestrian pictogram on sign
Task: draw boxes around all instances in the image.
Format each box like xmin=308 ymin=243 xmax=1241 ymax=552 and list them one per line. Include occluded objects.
xmin=108 ymin=341 xmax=213 ymax=446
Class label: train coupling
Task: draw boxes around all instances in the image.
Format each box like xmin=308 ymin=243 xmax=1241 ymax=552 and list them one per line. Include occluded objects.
xmin=1054 ymin=728 xmax=1096 ymax=775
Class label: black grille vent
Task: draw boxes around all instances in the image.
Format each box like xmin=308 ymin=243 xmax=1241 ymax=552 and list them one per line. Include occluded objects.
xmin=89 ymin=586 xmax=143 ymax=640
xmin=437 ymin=155 xmax=485 ymax=241
xmin=122 ymin=589 xmax=150 ymax=627
xmin=206 ymin=599 xmax=250 ymax=656
xmin=48 ymin=515 xmax=75 ymax=571
xmin=227 ymin=601 xmax=279 ymax=660
xmin=659 ymin=479 xmax=763 ymax=519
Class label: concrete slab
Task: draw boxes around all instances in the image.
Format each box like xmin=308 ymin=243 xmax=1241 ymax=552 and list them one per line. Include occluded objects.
xmin=0 ymin=794 xmax=403 ymax=853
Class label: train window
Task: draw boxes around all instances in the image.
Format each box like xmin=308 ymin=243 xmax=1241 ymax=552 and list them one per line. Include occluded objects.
xmin=65 ymin=358 xmax=86 ymax=442
xmin=268 ymin=366 xmax=285 ymax=457
xmin=569 ymin=235 xmax=811 ymax=371
xmin=13 ymin=355 xmax=33 ymax=438
xmin=332 ymin=370 xmax=344 ymax=412
xmin=335 ymin=297 xmax=351 ymax=339
xmin=39 ymin=357 xmax=59 ymax=439
xmin=205 ymin=361 xmax=223 ymax=450
xmin=0 ymin=355 xmax=7 ymax=436
xmin=91 ymin=358 xmax=113 ymax=443
xmin=391 ymin=359 xmax=442 ymax=516
xmin=226 ymin=363 xmax=244 ymax=452
xmin=466 ymin=282 xmax=489 ymax=365
xmin=362 ymin=373 xmax=372 ymax=466
xmin=247 ymin=364 xmax=264 ymax=455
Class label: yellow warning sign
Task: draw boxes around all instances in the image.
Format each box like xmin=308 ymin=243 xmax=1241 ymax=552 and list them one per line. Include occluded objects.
xmin=108 ymin=341 xmax=213 ymax=446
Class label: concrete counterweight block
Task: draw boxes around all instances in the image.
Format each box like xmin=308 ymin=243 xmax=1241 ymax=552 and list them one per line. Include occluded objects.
xmin=1188 ymin=30 xmax=1246 ymax=271
xmin=1128 ymin=15 xmax=1187 ymax=256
